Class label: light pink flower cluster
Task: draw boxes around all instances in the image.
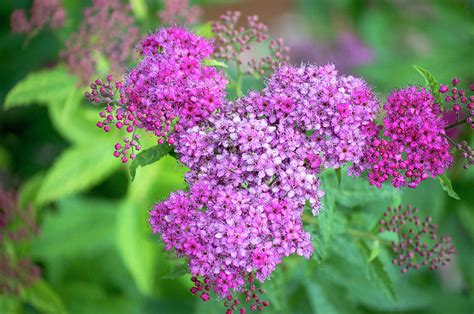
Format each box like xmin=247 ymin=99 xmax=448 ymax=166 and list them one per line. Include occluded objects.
xmin=10 ymin=0 xmax=65 ymax=34
xmin=255 ymin=64 xmax=379 ymax=174
xmin=159 ymin=0 xmax=203 ymax=25
xmin=61 ymin=0 xmax=139 ymax=85
xmin=212 ymin=11 xmax=290 ymax=78
xmin=367 ymin=86 xmax=452 ymax=188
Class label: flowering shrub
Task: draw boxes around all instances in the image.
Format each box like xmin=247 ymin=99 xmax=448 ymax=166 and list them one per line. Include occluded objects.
xmin=3 ymin=2 xmax=473 ymax=313
xmin=84 ymin=20 xmax=472 ymax=312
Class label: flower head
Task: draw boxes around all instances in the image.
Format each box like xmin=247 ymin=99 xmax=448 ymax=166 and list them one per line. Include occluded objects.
xmin=367 ymin=86 xmax=452 ymax=188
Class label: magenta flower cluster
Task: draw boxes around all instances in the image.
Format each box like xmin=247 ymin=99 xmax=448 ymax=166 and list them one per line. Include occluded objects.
xmin=85 ymin=26 xmax=471 ymax=312
xmin=367 ymin=86 xmax=452 ymax=188
xmin=149 ymin=60 xmax=380 ymax=307
xmin=86 ymin=27 xmax=228 ymax=162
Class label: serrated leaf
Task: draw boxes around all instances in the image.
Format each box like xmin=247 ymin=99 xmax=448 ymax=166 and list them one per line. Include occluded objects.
xmin=203 ymin=59 xmax=228 ymax=68
xmin=305 ymin=280 xmax=339 ymax=314
xmin=4 ymin=65 xmax=76 ymax=109
xmin=21 ymin=280 xmax=66 ymax=314
xmin=358 ymin=241 xmax=396 ymax=300
xmin=195 ymin=22 xmax=214 ymax=38
xmin=437 ymin=173 xmax=460 ymax=200
xmin=413 ymin=65 xmax=443 ymax=108
xmin=36 ymin=144 xmax=120 ymax=205
xmin=129 ymin=143 xmax=172 ymax=180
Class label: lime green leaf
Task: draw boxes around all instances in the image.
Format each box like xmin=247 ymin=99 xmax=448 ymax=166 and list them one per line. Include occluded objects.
xmin=195 ymin=22 xmax=214 ymax=38
xmin=117 ymin=156 xmax=186 ymax=296
xmin=0 ymin=296 xmax=21 ymax=314
xmin=129 ymin=0 xmax=148 ymax=21
xmin=203 ymin=59 xmax=228 ymax=68
xmin=129 ymin=143 xmax=172 ymax=180
xmin=18 ymin=172 xmax=44 ymax=209
xmin=32 ymin=197 xmax=117 ymax=259
xmin=358 ymin=241 xmax=396 ymax=300
xmin=21 ymin=280 xmax=66 ymax=314
xmin=437 ymin=173 xmax=460 ymax=200
xmin=4 ymin=66 xmax=76 ymax=109
xmin=36 ymin=144 xmax=120 ymax=205
xmin=335 ymin=168 xmax=342 ymax=186
xmin=413 ymin=65 xmax=443 ymax=107
xmin=368 ymin=239 xmax=381 ymax=262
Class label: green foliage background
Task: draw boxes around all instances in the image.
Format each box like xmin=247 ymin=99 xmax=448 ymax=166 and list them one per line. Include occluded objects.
xmin=0 ymin=0 xmax=473 ymax=313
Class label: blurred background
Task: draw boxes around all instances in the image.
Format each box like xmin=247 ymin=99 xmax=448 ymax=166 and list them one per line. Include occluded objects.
xmin=0 ymin=0 xmax=473 ymax=313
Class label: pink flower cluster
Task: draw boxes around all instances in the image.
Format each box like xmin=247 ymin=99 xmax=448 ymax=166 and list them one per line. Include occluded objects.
xmin=255 ymin=64 xmax=379 ymax=174
xmin=367 ymin=86 xmax=452 ymax=188
xmin=159 ymin=0 xmax=203 ymax=25
xmin=86 ymin=27 xmax=228 ymax=162
xmin=10 ymin=0 xmax=65 ymax=34
xmin=150 ymin=187 xmax=309 ymax=310
xmin=61 ymin=0 xmax=139 ymax=85
xmin=150 ymin=63 xmax=379 ymax=309
xmin=212 ymin=11 xmax=290 ymax=78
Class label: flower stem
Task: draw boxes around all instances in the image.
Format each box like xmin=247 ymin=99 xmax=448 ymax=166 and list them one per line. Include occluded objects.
xmin=235 ymin=63 xmax=243 ymax=97
xmin=445 ymin=118 xmax=467 ymax=130
xmin=346 ymin=228 xmax=391 ymax=245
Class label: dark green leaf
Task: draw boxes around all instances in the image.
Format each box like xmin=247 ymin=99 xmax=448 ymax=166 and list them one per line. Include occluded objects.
xmin=335 ymin=168 xmax=342 ymax=186
xmin=129 ymin=143 xmax=172 ymax=180
xmin=32 ymin=197 xmax=117 ymax=259
xmin=161 ymin=263 xmax=188 ymax=279
xmin=437 ymin=174 xmax=460 ymax=200
xmin=413 ymin=65 xmax=443 ymax=108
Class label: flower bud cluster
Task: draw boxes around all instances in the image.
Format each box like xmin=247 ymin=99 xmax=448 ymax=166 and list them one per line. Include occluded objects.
xmin=379 ymin=205 xmax=455 ymax=273
xmin=61 ymin=0 xmax=139 ymax=85
xmin=159 ymin=0 xmax=203 ymax=25
xmin=10 ymin=0 xmax=65 ymax=35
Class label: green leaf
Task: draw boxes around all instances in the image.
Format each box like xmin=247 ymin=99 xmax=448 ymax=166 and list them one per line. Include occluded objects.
xmin=4 ymin=65 xmax=76 ymax=109
xmin=0 ymin=295 xmax=21 ymax=314
xmin=358 ymin=241 xmax=396 ymax=300
xmin=161 ymin=263 xmax=189 ymax=279
xmin=368 ymin=239 xmax=381 ymax=262
xmin=203 ymin=59 xmax=228 ymax=68
xmin=437 ymin=174 xmax=460 ymax=200
xmin=129 ymin=0 xmax=148 ymax=21
xmin=32 ymin=197 xmax=117 ymax=259
xmin=117 ymin=156 xmax=186 ymax=296
xmin=413 ymin=65 xmax=443 ymax=107
xmin=21 ymin=280 xmax=66 ymax=314
xmin=195 ymin=22 xmax=214 ymax=38
xmin=305 ymin=280 xmax=339 ymax=314
xmin=335 ymin=168 xmax=342 ymax=186
xmin=36 ymin=144 xmax=120 ymax=205
xmin=129 ymin=143 xmax=172 ymax=180
xmin=18 ymin=172 xmax=44 ymax=209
